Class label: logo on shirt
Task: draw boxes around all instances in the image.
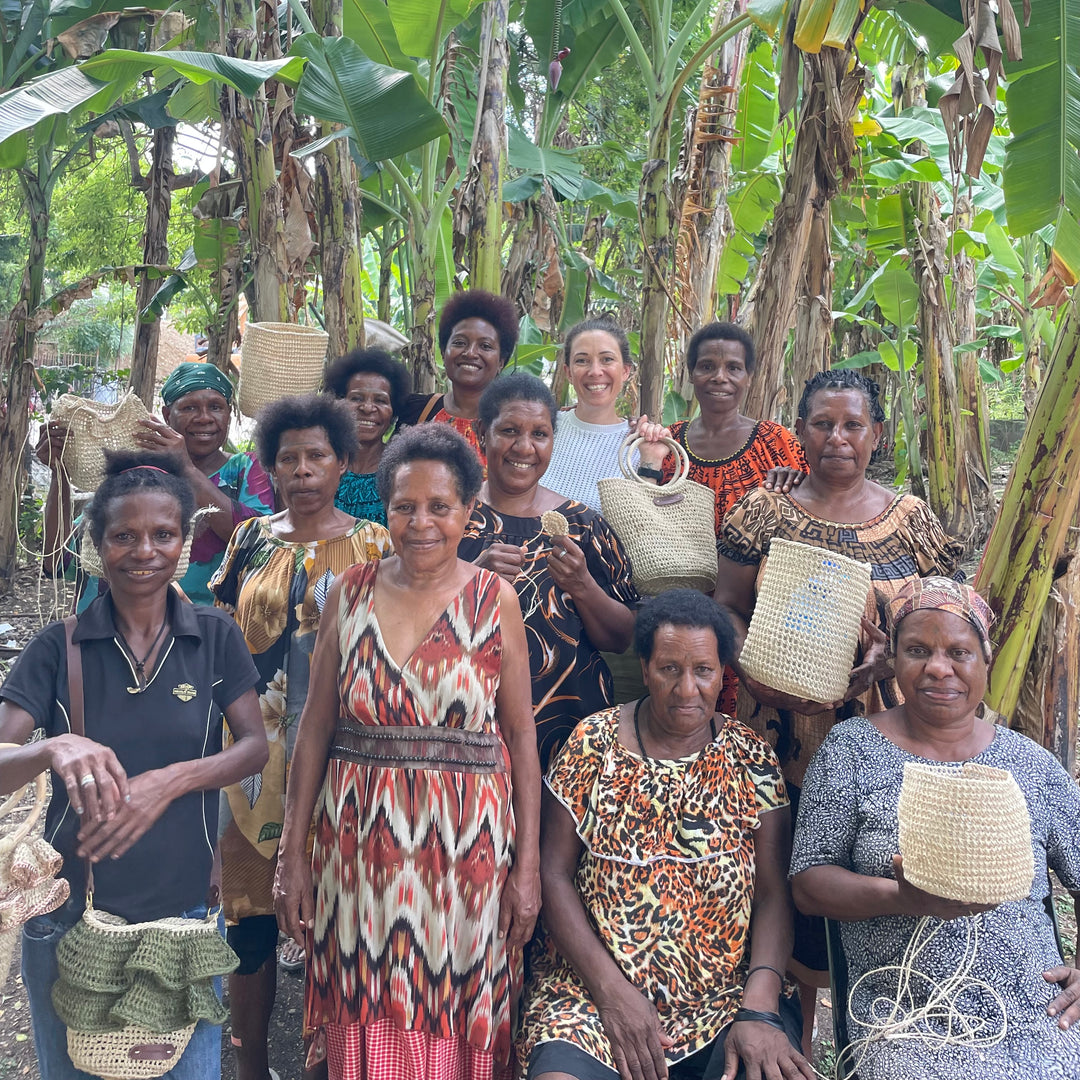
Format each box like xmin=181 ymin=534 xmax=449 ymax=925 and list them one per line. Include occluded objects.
xmin=172 ymin=683 xmax=197 ymax=702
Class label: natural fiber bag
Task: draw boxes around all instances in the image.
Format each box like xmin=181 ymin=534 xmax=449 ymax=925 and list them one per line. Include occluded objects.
xmin=898 ymin=761 xmax=1034 ymax=904
xmin=597 ymin=435 xmax=717 ymax=595
xmin=0 ymin=752 xmax=69 ymax=984
xmin=51 ymin=392 xmax=153 ymax=490
xmin=738 ymin=538 xmax=871 ymax=704
xmin=237 ymin=321 xmax=328 ymax=417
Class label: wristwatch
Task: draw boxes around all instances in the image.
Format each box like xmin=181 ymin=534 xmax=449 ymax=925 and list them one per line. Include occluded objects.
xmin=636 ymin=464 xmax=663 ymax=481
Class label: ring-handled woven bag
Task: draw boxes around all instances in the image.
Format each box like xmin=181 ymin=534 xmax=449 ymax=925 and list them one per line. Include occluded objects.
xmin=0 ymin=750 xmax=69 ymax=984
xmin=898 ymin=761 xmax=1034 ymax=905
xmin=51 ymin=392 xmax=153 ymax=490
xmin=738 ymin=538 xmax=871 ymax=704
xmin=597 ymin=435 xmax=717 ymax=595
xmin=237 ymin=322 xmax=328 ymax=417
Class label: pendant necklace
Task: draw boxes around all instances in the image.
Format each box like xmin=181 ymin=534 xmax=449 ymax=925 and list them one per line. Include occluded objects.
xmin=117 ymin=618 xmax=169 ymax=694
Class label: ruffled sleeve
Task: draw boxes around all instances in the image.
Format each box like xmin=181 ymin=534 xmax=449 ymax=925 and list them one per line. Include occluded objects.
xmin=723 ymin=719 xmax=788 ymax=817
xmin=896 ymin=495 xmax=965 ymax=578
xmin=717 ymin=488 xmax=782 ymax=566
xmin=544 ymin=709 xmax=612 ymax=829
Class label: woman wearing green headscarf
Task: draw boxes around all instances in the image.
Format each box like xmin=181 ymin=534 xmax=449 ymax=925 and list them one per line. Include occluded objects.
xmin=37 ymin=362 xmax=276 ymax=607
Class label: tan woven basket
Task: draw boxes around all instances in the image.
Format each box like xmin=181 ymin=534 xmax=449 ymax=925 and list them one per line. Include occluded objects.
xmin=738 ymin=538 xmax=871 ymax=704
xmin=237 ymin=322 xmax=328 ymax=417
xmin=597 ymin=434 xmax=717 ymax=595
xmin=52 ymin=393 xmax=153 ymax=490
xmin=898 ymin=761 xmax=1034 ymax=904
xmin=68 ymin=1024 xmax=195 ymax=1080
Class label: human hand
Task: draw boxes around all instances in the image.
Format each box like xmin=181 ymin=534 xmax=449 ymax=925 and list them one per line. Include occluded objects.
xmin=134 ymin=418 xmax=193 ymax=468
xmin=594 ymin=979 xmax=674 ymax=1080
xmin=274 ymin=847 xmax=315 ymax=949
xmin=631 ymin=413 xmax=672 ymax=471
xmin=1045 ymin=967 xmax=1080 ymax=1030
xmin=497 ymin=861 xmax=540 ymax=950
xmin=547 ymin=535 xmax=591 ymax=596
xmin=76 ymin=770 xmax=172 ymax=862
xmin=721 ymin=1019 xmax=815 ymax=1080
xmin=844 ymin=618 xmax=891 ymax=703
xmin=49 ymin=734 xmax=129 ymax=823
xmin=34 ymin=422 xmax=70 ymax=472
xmin=762 ymin=467 xmax=806 ymax=494
xmin=739 ymin=672 xmax=841 ymax=716
xmin=892 ymin=855 xmax=996 ymax=920
xmin=475 ymin=543 xmax=526 ymax=582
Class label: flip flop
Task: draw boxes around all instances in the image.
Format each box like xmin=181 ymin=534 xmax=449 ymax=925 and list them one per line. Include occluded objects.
xmin=278 ymin=939 xmax=306 ymax=973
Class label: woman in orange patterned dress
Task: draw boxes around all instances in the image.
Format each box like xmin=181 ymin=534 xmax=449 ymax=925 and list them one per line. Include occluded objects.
xmin=274 ymin=424 xmax=541 ymax=1080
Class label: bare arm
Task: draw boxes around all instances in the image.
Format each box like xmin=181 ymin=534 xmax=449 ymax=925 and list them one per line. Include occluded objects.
xmin=494 ymin=577 xmax=541 ymax=948
xmin=35 ymin=423 xmax=73 ymax=576
xmin=712 ymin=555 xmax=757 ymax=628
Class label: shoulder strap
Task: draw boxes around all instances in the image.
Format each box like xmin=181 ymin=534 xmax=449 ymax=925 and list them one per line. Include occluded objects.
xmin=416 ymin=393 xmax=442 ymax=424
xmin=63 ymin=615 xmax=84 ymax=738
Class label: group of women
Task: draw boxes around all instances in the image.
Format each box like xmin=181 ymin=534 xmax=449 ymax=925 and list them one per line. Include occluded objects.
xmin=4 ymin=288 xmax=1080 ymax=1080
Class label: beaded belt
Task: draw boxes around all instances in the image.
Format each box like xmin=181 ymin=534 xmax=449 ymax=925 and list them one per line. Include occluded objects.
xmin=330 ymin=720 xmax=507 ymax=773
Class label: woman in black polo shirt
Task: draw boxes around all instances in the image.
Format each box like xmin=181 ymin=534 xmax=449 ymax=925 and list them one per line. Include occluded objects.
xmin=0 ymin=450 xmax=267 ymax=1080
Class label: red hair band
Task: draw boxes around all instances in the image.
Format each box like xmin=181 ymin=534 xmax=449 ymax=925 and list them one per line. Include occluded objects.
xmin=120 ymin=465 xmax=171 ymax=475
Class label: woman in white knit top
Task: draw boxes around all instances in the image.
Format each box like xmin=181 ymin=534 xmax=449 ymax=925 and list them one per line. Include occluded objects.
xmin=540 ymin=318 xmax=643 ymax=511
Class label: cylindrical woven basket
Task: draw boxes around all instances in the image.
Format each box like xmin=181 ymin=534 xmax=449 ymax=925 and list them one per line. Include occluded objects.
xmin=68 ymin=1024 xmax=195 ymax=1080
xmin=237 ymin=322 xmax=328 ymax=417
xmin=597 ymin=435 xmax=717 ymax=595
xmin=51 ymin=393 xmax=153 ymax=490
xmin=898 ymin=761 xmax=1034 ymax=904
xmin=738 ymin=538 xmax=872 ymax=704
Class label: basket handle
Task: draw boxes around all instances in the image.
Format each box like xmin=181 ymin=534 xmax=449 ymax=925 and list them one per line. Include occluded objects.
xmin=617 ymin=433 xmax=689 ymax=488
xmin=0 ymin=742 xmax=48 ymax=850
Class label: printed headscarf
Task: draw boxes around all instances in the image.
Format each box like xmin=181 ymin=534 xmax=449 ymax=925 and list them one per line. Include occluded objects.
xmin=887 ymin=575 xmax=995 ymax=662
xmin=161 ymin=362 xmax=234 ymax=407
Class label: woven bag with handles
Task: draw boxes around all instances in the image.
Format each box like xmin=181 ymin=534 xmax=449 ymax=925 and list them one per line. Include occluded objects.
xmin=738 ymin=538 xmax=872 ymax=704
xmin=237 ymin=322 xmax=328 ymax=418
xmin=51 ymin=393 xmax=153 ymax=490
xmin=898 ymin=761 xmax=1034 ymax=905
xmin=0 ymin=751 xmax=69 ymax=985
xmin=597 ymin=434 xmax=717 ymax=595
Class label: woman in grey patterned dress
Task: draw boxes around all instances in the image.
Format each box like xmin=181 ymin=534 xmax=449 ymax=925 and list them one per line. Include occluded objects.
xmin=790 ymin=576 xmax=1080 ymax=1079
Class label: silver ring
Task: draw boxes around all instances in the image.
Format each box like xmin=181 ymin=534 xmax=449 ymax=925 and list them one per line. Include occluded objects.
xmin=79 ymin=773 xmax=95 ymax=787
xmin=556 ymin=548 xmax=566 ymax=560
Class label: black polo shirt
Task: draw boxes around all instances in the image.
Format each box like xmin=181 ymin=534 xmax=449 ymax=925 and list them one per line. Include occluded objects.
xmin=0 ymin=589 xmax=259 ymax=921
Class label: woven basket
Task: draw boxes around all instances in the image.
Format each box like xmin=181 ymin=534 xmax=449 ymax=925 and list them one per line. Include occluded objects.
xmin=0 ymin=749 xmax=69 ymax=985
xmin=898 ymin=761 xmax=1034 ymax=904
xmin=68 ymin=1024 xmax=195 ymax=1080
xmin=738 ymin=538 xmax=871 ymax=704
xmin=52 ymin=393 xmax=153 ymax=490
xmin=597 ymin=435 xmax=717 ymax=595
xmin=237 ymin=322 xmax=328 ymax=417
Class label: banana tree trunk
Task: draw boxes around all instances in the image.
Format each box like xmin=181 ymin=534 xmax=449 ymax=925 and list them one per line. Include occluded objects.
xmin=459 ymin=0 xmax=508 ymax=293
xmin=310 ymin=0 xmax=363 ymax=358
xmin=639 ymin=147 xmax=674 ymax=420
xmin=741 ymin=44 xmax=863 ymax=420
xmin=130 ymin=125 xmax=175 ymax=407
xmin=975 ymin=294 xmax=1080 ymax=719
xmin=789 ymin=202 xmax=832 ymax=418
xmin=408 ymin=241 xmax=438 ymax=393
xmin=0 ymin=174 xmax=48 ymax=595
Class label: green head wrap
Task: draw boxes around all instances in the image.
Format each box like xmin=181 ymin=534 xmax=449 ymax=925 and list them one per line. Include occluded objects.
xmin=162 ymin=362 xmax=234 ymax=407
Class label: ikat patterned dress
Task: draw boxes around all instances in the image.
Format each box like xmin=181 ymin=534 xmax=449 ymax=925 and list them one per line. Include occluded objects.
xmin=307 ymin=561 xmax=516 ymax=1080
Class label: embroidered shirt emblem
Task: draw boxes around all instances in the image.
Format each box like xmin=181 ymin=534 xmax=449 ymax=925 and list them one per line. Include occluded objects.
xmin=172 ymin=683 xmax=197 ymax=702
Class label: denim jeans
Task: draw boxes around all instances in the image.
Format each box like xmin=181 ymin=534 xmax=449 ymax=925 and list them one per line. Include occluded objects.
xmin=22 ymin=904 xmax=225 ymax=1080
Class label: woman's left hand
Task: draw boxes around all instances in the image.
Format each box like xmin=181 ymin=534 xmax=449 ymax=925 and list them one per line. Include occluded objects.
xmin=844 ymin=617 xmax=891 ymax=703
xmin=75 ymin=770 xmax=172 ymax=862
xmin=547 ymin=535 xmax=591 ymax=597
xmin=721 ymin=1019 xmax=816 ymax=1080
xmin=1045 ymin=967 xmax=1080 ymax=1030
xmin=498 ymin=861 xmax=540 ymax=950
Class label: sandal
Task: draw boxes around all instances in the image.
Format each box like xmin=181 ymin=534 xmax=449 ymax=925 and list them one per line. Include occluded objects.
xmin=278 ymin=938 xmax=306 ymax=973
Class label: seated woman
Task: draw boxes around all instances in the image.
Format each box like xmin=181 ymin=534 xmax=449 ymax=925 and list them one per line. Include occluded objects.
xmin=323 ymin=346 xmax=411 ymax=526
xmin=0 ymin=451 xmax=267 ymax=1080
xmin=36 ymin=361 xmax=274 ymax=608
xmin=209 ymin=394 xmax=392 ymax=1080
xmin=458 ymin=373 xmax=638 ymax=768
xmin=520 ymin=589 xmax=813 ymax=1080
xmin=791 ymin=577 xmax=1080 ymax=1080
xmin=396 ymin=289 xmax=520 ymax=465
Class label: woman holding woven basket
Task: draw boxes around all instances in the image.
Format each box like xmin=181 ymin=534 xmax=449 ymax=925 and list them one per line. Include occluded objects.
xmin=790 ymin=577 xmax=1080 ymax=1079
xmin=0 ymin=450 xmax=268 ymax=1080
xmin=712 ymin=369 xmax=964 ymax=1051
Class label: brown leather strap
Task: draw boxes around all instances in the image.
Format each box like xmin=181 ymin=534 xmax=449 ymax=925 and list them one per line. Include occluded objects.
xmin=416 ymin=393 xmax=442 ymax=424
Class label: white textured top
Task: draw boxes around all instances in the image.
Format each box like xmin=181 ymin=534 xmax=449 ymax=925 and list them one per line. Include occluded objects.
xmin=541 ymin=410 xmax=635 ymax=513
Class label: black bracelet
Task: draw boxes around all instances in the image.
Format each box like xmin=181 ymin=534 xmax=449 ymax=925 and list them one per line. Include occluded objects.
xmin=746 ymin=964 xmax=785 ymax=984
xmin=733 ymin=1008 xmax=786 ymax=1031
xmin=636 ymin=464 xmax=663 ymax=481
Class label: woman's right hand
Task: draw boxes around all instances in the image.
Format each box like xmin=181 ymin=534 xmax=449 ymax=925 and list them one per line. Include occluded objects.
xmin=48 ymin=734 xmax=129 ymax=822
xmin=594 ymin=978 xmax=674 ymax=1080
xmin=739 ymin=672 xmax=842 ymax=717
xmin=474 ymin=543 xmax=526 ymax=582
xmin=34 ymin=422 xmax=69 ymax=472
xmin=893 ymin=855 xmax=997 ymax=920
xmin=274 ymin=847 xmax=315 ymax=948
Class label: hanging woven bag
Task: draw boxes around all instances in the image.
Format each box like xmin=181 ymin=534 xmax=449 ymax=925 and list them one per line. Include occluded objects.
xmin=597 ymin=434 xmax=717 ymax=595
xmin=738 ymin=538 xmax=872 ymax=704
xmin=51 ymin=392 xmax=153 ymax=490
xmin=237 ymin=322 xmax=329 ymax=418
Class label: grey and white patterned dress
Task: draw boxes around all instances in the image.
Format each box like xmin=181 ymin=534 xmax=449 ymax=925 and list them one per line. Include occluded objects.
xmin=790 ymin=716 xmax=1080 ymax=1079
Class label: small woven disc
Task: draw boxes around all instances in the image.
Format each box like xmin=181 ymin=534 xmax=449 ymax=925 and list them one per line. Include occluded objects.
xmin=541 ymin=510 xmax=570 ymax=537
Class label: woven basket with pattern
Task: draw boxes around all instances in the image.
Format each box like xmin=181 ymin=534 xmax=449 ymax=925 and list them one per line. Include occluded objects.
xmin=52 ymin=393 xmax=153 ymax=490
xmin=237 ymin=322 xmax=328 ymax=417
xmin=738 ymin=538 xmax=872 ymax=704
xmin=898 ymin=761 xmax=1034 ymax=904
xmin=597 ymin=435 xmax=717 ymax=595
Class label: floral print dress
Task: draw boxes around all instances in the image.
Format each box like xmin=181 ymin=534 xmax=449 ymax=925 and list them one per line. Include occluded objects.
xmin=209 ymin=515 xmax=392 ymax=922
